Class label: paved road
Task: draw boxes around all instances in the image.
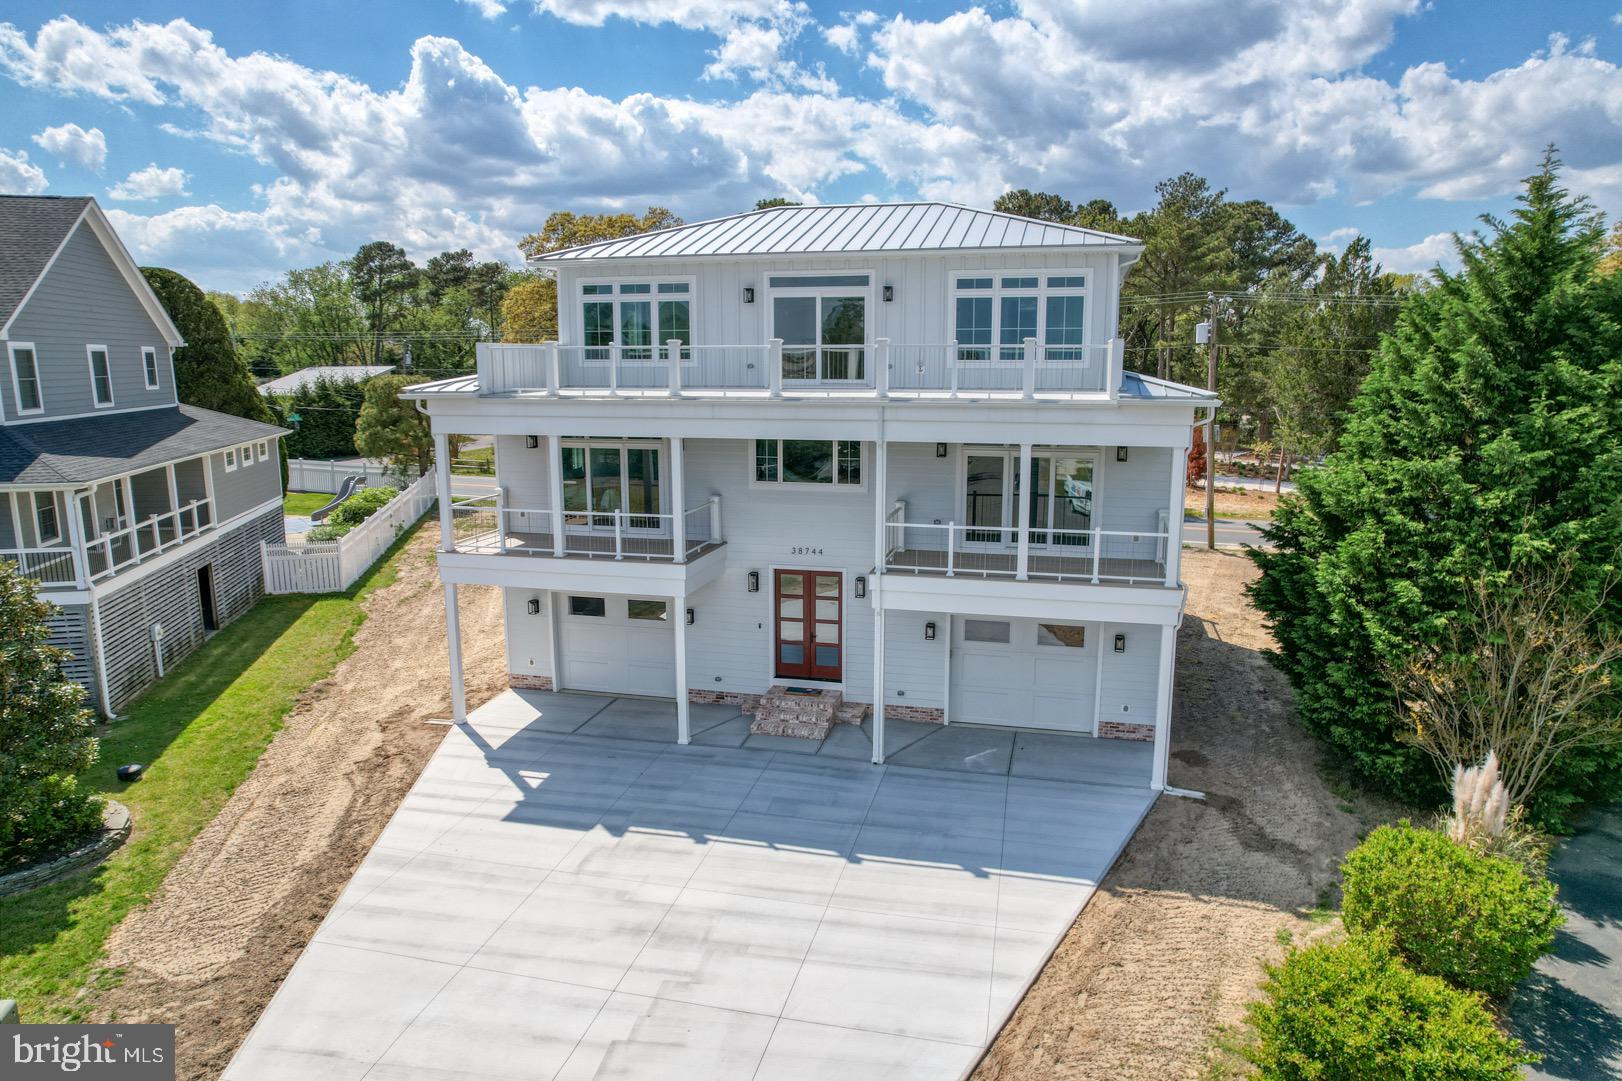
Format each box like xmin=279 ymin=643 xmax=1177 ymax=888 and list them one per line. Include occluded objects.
xmin=1182 ymin=517 xmax=1271 ymax=549
xmin=1513 ymin=805 xmax=1622 ymax=1081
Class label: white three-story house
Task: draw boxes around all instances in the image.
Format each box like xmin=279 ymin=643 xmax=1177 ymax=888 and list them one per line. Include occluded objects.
xmin=406 ymin=202 xmax=1214 ymax=789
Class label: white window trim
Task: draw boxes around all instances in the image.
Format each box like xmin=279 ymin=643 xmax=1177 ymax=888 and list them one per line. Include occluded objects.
xmin=223 ymin=447 xmax=238 ymax=472
xmin=34 ymin=491 xmax=62 ymax=544
xmin=747 ymin=439 xmax=868 ymax=493
xmin=558 ymin=437 xmax=670 ymax=531
xmin=954 ymin=444 xmax=1104 ymax=547
xmin=256 ymin=440 xmax=270 ymax=462
xmin=8 ymin=341 xmax=43 ymax=415
xmin=86 ymin=344 xmax=116 ymax=408
xmin=577 ymin=276 xmax=697 ymax=361
xmin=142 ymin=346 xmax=160 ymax=389
xmin=948 ymin=270 xmax=1092 ymax=361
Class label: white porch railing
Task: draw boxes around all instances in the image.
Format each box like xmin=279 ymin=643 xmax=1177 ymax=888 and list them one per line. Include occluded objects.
xmin=0 ymin=546 xmax=78 ymax=585
xmin=885 ymin=516 xmax=1172 ymax=586
xmin=447 ymin=493 xmax=722 ymax=563
xmin=261 ymin=472 xmax=436 ymax=594
xmin=5 ymin=497 xmax=217 ymax=588
xmin=477 ymin=338 xmax=1122 ymax=398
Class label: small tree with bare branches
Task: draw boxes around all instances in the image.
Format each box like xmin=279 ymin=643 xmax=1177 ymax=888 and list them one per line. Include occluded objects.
xmin=1391 ymin=563 xmax=1622 ymax=818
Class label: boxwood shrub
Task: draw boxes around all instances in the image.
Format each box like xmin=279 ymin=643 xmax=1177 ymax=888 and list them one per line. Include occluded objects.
xmin=1247 ymin=935 xmax=1535 ymax=1080
xmin=1341 ymin=823 xmax=1561 ymax=998
xmin=305 ymin=486 xmax=399 ymax=542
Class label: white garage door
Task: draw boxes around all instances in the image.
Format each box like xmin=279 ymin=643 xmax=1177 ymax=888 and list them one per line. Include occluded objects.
xmin=950 ymin=616 xmax=1096 ymax=732
xmin=559 ymin=594 xmax=676 ymax=697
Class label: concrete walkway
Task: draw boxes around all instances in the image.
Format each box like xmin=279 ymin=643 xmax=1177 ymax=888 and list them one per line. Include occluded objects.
xmin=226 ymin=691 xmax=1156 ymax=1081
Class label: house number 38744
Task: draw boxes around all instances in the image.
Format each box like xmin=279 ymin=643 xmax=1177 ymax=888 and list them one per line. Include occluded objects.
xmin=790 ymin=546 xmax=824 ymax=556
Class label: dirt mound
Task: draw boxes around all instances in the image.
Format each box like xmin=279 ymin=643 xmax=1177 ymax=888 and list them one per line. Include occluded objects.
xmin=96 ymin=525 xmax=506 ymax=1080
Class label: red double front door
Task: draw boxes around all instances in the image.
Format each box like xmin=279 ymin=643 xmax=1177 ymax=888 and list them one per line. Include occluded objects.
xmin=774 ymin=569 xmax=842 ymax=681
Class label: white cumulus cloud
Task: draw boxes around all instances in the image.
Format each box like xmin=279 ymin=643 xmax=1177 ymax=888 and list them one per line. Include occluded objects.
xmin=0 ymin=147 xmax=47 ymax=193
xmin=32 ymin=122 xmax=106 ymax=170
xmin=1373 ymin=231 xmax=1460 ymax=274
xmin=108 ymin=163 xmax=190 ymax=200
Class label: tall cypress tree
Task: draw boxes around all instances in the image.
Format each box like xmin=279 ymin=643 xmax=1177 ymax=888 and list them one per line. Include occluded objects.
xmin=1249 ymin=152 xmax=1622 ymax=826
xmin=142 ymin=266 xmax=276 ymax=426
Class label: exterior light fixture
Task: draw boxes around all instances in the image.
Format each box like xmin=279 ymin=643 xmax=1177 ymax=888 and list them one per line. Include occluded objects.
xmin=526 ymin=435 xmax=539 ymax=449
xmin=935 ymin=442 xmax=948 ymax=457
xmin=526 ymin=597 xmax=541 ymax=615
xmin=924 ymin=621 xmax=936 ymax=641
xmin=1116 ymin=446 xmax=1128 ymax=462
xmin=747 ymin=570 xmax=760 ymax=593
xmin=1114 ymin=633 xmax=1126 ymax=653
xmin=854 ymin=575 xmax=867 ymax=598
xmin=883 ymin=285 xmax=894 ymax=302
xmin=743 ymin=287 xmax=755 ymax=303
xmin=686 ymin=608 xmax=696 ymax=625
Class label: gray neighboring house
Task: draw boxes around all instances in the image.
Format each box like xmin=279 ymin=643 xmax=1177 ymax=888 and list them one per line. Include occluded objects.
xmin=0 ymin=195 xmax=288 ymax=716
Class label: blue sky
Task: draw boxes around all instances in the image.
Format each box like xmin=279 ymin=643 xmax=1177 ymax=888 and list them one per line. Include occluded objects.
xmin=2 ymin=1 xmax=1620 ymax=292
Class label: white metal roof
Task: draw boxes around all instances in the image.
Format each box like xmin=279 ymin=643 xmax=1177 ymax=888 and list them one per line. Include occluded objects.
xmin=258 ymin=364 xmax=395 ymax=395
xmin=533 ymin=202 xmax=1142 ymax=263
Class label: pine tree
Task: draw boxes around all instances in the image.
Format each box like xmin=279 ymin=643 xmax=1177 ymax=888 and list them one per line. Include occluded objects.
xmin=1248 ymin=151 xmax=1622 ymax=826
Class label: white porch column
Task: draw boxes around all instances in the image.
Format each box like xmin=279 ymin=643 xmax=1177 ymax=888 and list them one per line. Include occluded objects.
xmin=674 ymin=597 xmax=691 ymax=745
xmin=1151 ymin=623 xmax=1176 ymax=790
xmin=1015 ymin=441 xmax=1033 ymax=580
xmin=1166 ymin=443 xmax=1187 ymax=587
xmin=548 ymin=436 xmax=566 ymax=557
xmin=669 ymin=436 xmax=686 ymax=563
xmin=63 ymin=488 xmax=89 ymax=588
xmin=165 ymin=464 xmax=180 ymax=534
xmin=434 ymin=432 xmax=454 ymax=551
xmin=871 ymin=434 xmax=888 ymax=765
xmin=444 ymin=582 xmax=468 ymax=722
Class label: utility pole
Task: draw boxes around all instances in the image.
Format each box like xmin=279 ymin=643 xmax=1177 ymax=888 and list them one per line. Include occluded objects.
xmin=1205 ymin=292 xmax=1218 ymax=551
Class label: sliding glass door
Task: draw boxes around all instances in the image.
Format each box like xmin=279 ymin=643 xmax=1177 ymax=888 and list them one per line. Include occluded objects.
xmin=769 ymin=276 xmax=869 ymax=382
xmin=962 ymin=449 xmax=1095 ymax=548
xmin=561 ymin=441 xmax=664 ymax=532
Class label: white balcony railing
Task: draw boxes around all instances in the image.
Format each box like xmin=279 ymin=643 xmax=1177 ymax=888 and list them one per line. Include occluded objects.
xmin=884 ymin=513 xmax=1171 ymax=586
xmin=448 ymin=494 xmax=722 ymax=563
xmin=0 ymin=545 xmax=78 ymax=585
xmin=3 ymin=497 xmax=215 ymax=589
xmin=477 ymin=338 xmax=1122 ymax=399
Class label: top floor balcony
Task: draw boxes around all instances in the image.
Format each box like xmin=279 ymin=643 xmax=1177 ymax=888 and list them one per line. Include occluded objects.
xmin=476 ymin=339 xmax=1124 ymax=400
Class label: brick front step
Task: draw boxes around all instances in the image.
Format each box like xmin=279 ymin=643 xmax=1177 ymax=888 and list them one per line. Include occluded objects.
xmin=749 ymin=685 xmax=842 ymax=742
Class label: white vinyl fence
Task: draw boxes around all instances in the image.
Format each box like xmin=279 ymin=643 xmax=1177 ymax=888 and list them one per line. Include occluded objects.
xmin=287 ymin=457 xmax=419 ymax=495
xmin=262 ymin=472 xmax=437 ymax=594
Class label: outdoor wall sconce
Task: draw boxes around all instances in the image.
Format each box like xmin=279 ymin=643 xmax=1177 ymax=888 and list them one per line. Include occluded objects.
xmin=743 ymin=287 xmax=755 ymax=303
xmin=924 ymin=621 xmax=936 ymax=641
xmin=526 ymin=435 xmax=539 ymax=449
xmin=1116 ymin=446 xmax=1129 ymax=462
xmin=935 ymin=442 xmax=948 ymax=457
xmin=1114 ymin=633 xmax=1127 ymax=653
xmin=747 ymin=570 xmax=760 ymax=592
xmin=883 ymin=285 xmax=895 ymax=302
xmin=526 ymin=597 xmax=541 ymax=615
xmin=686 ymin=608 xmax=696 ymax=625
xmin=854 ymin=575 xmax=867 ymax=598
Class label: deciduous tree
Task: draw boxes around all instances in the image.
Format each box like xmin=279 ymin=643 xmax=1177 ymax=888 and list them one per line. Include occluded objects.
xmin=354 ymin=373 xmax=434 ymax=477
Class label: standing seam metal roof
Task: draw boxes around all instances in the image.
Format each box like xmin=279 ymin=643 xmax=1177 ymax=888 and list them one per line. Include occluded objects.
xmin=534 ymin=202 xmax=1142 ymax=262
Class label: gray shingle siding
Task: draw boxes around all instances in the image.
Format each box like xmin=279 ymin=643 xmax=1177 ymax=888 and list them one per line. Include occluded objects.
xmin=4 ymin=220 xmax=177 ymax=421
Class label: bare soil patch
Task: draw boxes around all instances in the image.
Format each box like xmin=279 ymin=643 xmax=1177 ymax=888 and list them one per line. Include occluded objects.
xmin=94 ymin=527 xmax=506 ymax=1080
xmin=1185 ymin=484 xmax=1284 ymax=521
xmin=972 ymin=549 xmax=1364 ymax=1081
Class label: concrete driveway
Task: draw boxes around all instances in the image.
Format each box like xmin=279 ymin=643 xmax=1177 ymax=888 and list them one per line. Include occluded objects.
xmin=226 ymin=691 xmax=1156 ymax=1081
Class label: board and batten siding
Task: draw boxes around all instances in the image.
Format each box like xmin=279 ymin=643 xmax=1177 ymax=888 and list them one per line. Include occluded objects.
xmin=504 ymin=586 xmax=555 ymax=684
xmin=494 ymin=434 xmax=553 ymax=531
xmin=4 ymin=220 xmax=177 ymax=420
xmin=554 ymin=248 xmax=1124 ymax=352
xmin=97 ymin=507 xmax=282 ymax=711
xmin=1096 ymin=620 xmax=1161 ymax=726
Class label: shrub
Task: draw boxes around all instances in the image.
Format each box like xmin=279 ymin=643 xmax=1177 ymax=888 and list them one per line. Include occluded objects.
xmin=1247 ymin=935 xmax=1536 ymax=1081
xmin=1341 ymin=823 xmax=1561 ymax=998
xmin=327 ymin=485 xmax=397 ymax=529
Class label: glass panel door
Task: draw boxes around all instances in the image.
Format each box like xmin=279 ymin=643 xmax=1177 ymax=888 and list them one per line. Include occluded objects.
xmin=810 ymin=573 xmax=841 ymax=678
xmin=774 ymin=296 xmax=818 ymax=380
xmin=624 ymin=448 xmax=661 ymax=529
xmin=965 ymin=453 xmax=1007 ymax=545
xmin=619 ymin=301 xmax=652 ymax=360
xmin=1048 ymin=455 xmax=1094 ymax=547
xmin=820 ymin=297 xmax=865 ymax=381
xmin=776 ymin=570 xmax=807 ymax=677
xmin=589 ymin=447 xmax=622 ymax=528
xmin=563 ymin=445 xmax=664 ymax=533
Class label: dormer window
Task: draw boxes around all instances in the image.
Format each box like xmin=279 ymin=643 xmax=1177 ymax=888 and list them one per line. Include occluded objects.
xmin=87 ymin=345 xmax=114 ymax=407
xmin=8 ymin=343 xmax=42 ymax=414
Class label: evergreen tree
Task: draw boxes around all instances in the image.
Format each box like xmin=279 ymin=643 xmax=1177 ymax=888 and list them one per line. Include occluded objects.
xmin=141 ymin=266 xmax=276 ymax=425
xmin=1248 ymin=152 xmax=1622 ymax=826
xmin=355 ymin=373 xmax=434 ymax=477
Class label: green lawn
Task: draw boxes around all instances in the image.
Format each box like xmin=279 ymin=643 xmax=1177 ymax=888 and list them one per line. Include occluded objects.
xmin=282 ymin=491 xmax=330 ymax=517
xmin=0 ymin=521 xmax=425 ymax=1022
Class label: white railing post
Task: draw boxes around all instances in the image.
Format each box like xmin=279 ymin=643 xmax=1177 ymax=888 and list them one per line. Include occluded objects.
xmin=1091 ymin=527 xmax=1102 ymax=584
xmin=669 ymin=436 xmax=686 ymax=563
xmin=709 ymin=495 xmax=722 ymax=544
xmin=1022 ymin=337 xmax=1037 ymax=399
xmin=435 ymin=432 xmax=454 ymax=552
xmin=768 ymin=338 xmax=783 ymax=398
xmin=948 ymin=340 xmax=960 ymax=397
xmin=875 ymin=337 xmax=890 ymax=398
xmin=495 ymin=487 xmax=507 ymax=554
xmin=667 ymin=339 xmax=683 ymax=397
xmin=613 ymin=508 xmax=624 ymax=560
xmin=546 ymin=341 xmax=561 ymax=396
xmin=1108 ymin=337 xmax=1123 ymax=399
xmin=608 ymin=342 xmax=620 ymax=395
xmin=548 ymin=436 xmax=566 ymax=558
xmin=1015 ymin=442 xmax=1033 ymax=580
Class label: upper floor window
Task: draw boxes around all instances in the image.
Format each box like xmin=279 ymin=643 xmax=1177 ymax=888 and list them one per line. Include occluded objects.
xmin=224 ymin=447 xmax=238 ymax=471
xmin=753 ymin=440 xmax=863 ymax=488
xmin=952 ymin=272 xmax=1088 ymax=361
xmin=142 ymin=347 xmax=160 ymax=389
xmin=34 ymin=492 xmax=60 ymax=544
xmin=579 ymin=280 xmax=691 ymax=360
xmin=87 ymin=346 xmax=114 ymax=407
xmin=256 ymin=440 xmax=271 ymax=462
xmin=8 ymin=343 xmax=42 ymax=414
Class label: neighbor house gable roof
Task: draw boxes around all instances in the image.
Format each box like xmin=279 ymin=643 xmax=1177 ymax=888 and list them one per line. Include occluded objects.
xmin=532 ymin=202 xmax=1143 ymax=263
xmin=0 ymin=195 xmax=185 ymax=346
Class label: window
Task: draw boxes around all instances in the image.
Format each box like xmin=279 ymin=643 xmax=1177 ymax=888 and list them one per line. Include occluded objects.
xmin=240 ymin=444 xmax=254 ymax=467
xmin=560 ymin=441 xmax=662 ymax=528
xmin=224 ymin=447 xmax=238 ymax=471
xmin=628 ymin=599 xmax=669 ymax=621
xmin=579 ymin=281 xmax=692 ymax=360
xmin=1037 ymin=624 xmax=1086 ymax=648
xmin=142 ymin=347 xmax=160 ymax=389
xmin=34 ymin=493 xmax=60 ymax=544
xmin=752 ymin=440 xmax=863 ymax=487
xmin=964 ymin=619 xmax=1010 ymax=644
xmin=8 ymin=343 xmax=42 ymax=413
xmin=767 ymin=274 xmax=869 ymax=288
xmin=569 ymin=596 xmax=607 ymax=617
xmin=951 ymin=272 xmax=1089 ymax=363
xmin=87 ymin=346 xmax=114 ymax=406
xmin=256 ymin=440 xmax=270 ymax=462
